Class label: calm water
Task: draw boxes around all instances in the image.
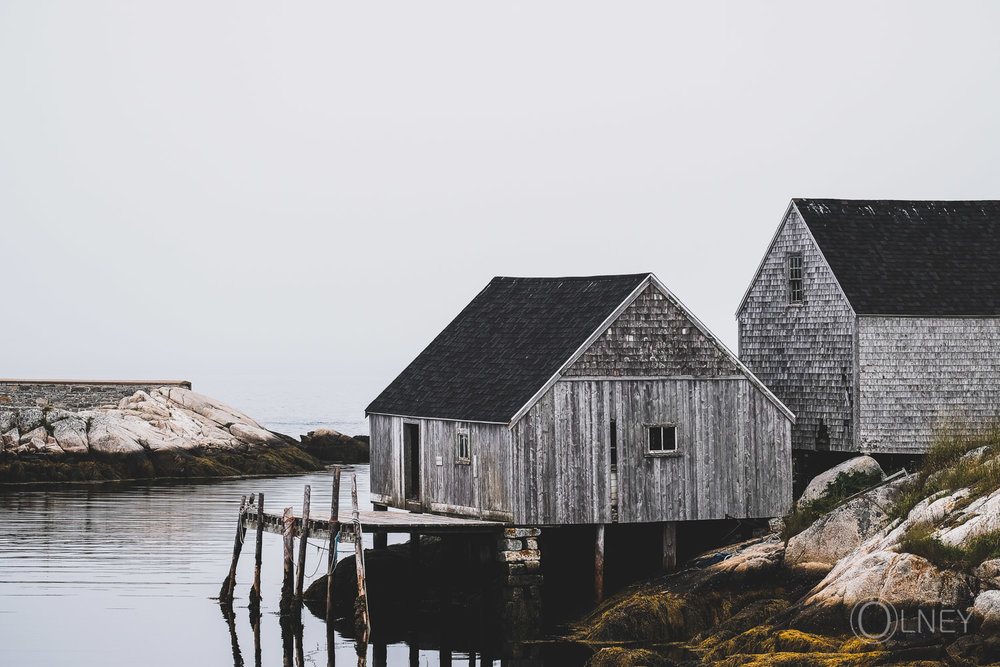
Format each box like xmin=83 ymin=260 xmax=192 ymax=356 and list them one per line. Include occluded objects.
xmin=0 ymin=465 xmax=503 ymax=666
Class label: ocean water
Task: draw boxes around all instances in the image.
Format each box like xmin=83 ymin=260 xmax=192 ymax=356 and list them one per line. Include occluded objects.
xmin=0 ymin=465 xmax=509 ymax=666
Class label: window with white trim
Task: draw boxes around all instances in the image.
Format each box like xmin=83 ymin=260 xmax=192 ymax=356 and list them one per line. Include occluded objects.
xmin=455 ymin=427 xmax=471 ymax=463
xmin=646 ymin=424 xmax=677 ymax=453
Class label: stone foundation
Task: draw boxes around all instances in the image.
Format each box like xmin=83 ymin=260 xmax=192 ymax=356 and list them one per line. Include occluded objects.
xmin=497 ymin=527 xmax=543 ymax=643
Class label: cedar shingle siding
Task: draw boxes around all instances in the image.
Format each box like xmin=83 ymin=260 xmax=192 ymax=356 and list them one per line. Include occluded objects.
xmin=738 ymin=206 xmax=856 ymax=451
xmin=565 ymin=286 xmax=741 ymax=378
xmin=739 ymin=199 xmax=1000 ymax=455
xmin=858 ymin=317 xmax=1000 ymax=453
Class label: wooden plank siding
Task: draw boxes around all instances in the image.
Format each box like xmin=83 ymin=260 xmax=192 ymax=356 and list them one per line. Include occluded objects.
xmin=511 ymin=378 xmax=791 ymax=525
xmin=738 ymin=204 xmax=858 ymax=452
xmin=367 ymin=413 xmax=514 ymax=521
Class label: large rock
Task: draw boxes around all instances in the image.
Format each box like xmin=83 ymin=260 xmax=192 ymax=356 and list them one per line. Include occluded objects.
xmin=974 ymin=590 xmax=1000 ymax=631
xmin=52 ymin=417 xmax=89 ymax=455
xmin=299 ymin=428 xmax=369 ymax=463
xmin=786 ymin=481 xmax=900 ymax=571
xmin=0 ymin=411 xmax=15 ymax=433
xmin=87 ymin=415 xmax=145 ymax=455
xmin=798 ymin=456 xmax=884 ymax=508
xmin=794 ymin=549 xmax=974 ymax=631
xmin=937 ymin=487 xmax=1000 ymax=548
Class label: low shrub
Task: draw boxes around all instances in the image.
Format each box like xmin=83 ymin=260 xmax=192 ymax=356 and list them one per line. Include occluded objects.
xmin=887 ymin=423 xmax=1000 ymax=522
xmin=898 ymin=522 xmax=1000 ymax=570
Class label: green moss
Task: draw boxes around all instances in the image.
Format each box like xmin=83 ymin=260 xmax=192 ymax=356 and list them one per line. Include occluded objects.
xmin=0 ymin=443 xmax=321 ymax=484
xmin=703 ymin=627 xmax=847 ymax=662
xmin=898 ymin=522 xmax=1000 ymax=570
xmin=781 ymin=469 xmax=885 ymax=540
xmin=585 ymin=647 xmax=674 ymax=667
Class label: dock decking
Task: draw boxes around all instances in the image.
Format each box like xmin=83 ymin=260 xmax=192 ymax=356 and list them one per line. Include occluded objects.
xmin=249 ymin=508 xmax=506 ymax=537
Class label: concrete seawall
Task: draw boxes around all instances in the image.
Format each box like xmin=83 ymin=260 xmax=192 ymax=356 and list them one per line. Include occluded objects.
xmin=0 ymin=379 xmax=192 ymax=411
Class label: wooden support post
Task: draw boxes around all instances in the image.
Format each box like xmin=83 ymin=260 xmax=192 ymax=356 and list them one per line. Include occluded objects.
xmin=662 ymin=521 xmax=677 ymax=571
xmin=219 ymin=495 xmax=247 ymax=604
xmin=296 ymin=484 xmax=311 ymax=599
xmin=409 ymin=531 xmax=420 ymax=571
xmin=327 ymin=466 xmax=341 ymax=621
xmin=250 ymin=492 xmax=264 ymax=609
xmin=594 ymin=523 xmax=605 ymax=604
xmin=373 ymin=503 xmax=388 ymax=550
xmin=280 ymin=507 xmax=296 ymax=615
xmin=352 ymin=474 xmax=370 ymax=643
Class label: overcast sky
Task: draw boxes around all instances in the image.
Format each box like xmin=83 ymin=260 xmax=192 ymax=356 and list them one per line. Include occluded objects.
xmin=3 ymin=2 xmax=999 ymax=425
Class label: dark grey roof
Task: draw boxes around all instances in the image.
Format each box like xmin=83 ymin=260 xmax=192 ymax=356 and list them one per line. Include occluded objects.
xmin=795 ymin=199 xmax=1000 ymax=316
xmin=366 ymin=274 xmax=649 ymax=422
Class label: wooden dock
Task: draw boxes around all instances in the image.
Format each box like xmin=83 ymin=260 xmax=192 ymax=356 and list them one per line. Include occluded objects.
xmin=248 ymin=508 xmax=506 ymax=537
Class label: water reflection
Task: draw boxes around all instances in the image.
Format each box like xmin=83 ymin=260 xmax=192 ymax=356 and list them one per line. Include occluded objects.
xmin=0 ymin=466 xmax=528 ymax=666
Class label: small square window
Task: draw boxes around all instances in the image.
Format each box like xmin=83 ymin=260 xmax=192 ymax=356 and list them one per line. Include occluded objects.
xmin=647 ymin=424 xmax=677 ymax=453
xmin=455 ymin=427 xmax=471 ymax=463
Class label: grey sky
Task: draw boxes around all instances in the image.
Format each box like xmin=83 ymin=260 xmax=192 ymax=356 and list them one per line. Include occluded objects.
xmin=3 ymin=2 xmax=999 ymax=424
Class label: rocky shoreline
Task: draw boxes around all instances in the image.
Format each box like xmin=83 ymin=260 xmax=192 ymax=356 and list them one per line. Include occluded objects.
xmin=575 ymin=431 xmax=1000 ymax=665
xmin=0 ymin=387 xmax=323 ymax=483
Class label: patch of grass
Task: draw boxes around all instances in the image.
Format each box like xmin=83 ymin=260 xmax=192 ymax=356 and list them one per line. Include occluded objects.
xmin=781 ymin=469 xmax=885 ymax=540
xmin=887 ymin=422 xmax=1000 ymax=522
xmin=898 ymin=521 xmax=1000 ymax=570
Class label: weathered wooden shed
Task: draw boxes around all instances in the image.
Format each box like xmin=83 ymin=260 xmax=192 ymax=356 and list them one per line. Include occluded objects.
xmin=738 ymin=199 xmax=1000 ymax=455
xmin=367 ymin=273 xmax=794 ymax=527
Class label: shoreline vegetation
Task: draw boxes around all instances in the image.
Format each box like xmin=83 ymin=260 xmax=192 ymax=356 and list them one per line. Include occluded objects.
xmin=572 ymin=424 xmax=1000 ymax=666
xmin=0 ymin=387 xmax=368 ymax=484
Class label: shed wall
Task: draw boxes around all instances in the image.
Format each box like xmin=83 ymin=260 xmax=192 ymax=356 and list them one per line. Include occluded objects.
xmin=858 ymin=316 xmax=1000 ymax=453
xmin=510 ymin=378 xmax=791 ymax=525
xmin=367 ymin=413 xmax=513 ymax=521
xmin=738 ymin=206 xmax=857 ymax=451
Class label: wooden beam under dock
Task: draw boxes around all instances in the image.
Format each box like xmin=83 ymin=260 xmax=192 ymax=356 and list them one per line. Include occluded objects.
xmin=247 ymin=509 xmax=505 ymax=537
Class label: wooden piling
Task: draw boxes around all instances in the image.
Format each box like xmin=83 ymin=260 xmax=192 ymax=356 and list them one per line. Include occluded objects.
xmin=662 ymin=521 xmax=677 ymax=571
xmin=296 ymin=484 xmax=311 ymax=599
xmin=219 ymin=495 xmax=248 ymax=604
xmin=352 ymin=474 xmax=370 ymax=643
xmin=594 ymin=523 xmax=605 ymax=604
xmin=280 ymin=506 xmax=296 ymax=615
xmin=372 ymin=503 xmax=388 ymax=550
xmin=327 ymin=466 xmax=341 ymax=621
xmin=250 ymin=492 xmax=264 ymax=609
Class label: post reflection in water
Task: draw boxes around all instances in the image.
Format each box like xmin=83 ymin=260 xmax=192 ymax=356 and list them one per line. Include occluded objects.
xmin=220 ymin=602 xmax=244 ymax=667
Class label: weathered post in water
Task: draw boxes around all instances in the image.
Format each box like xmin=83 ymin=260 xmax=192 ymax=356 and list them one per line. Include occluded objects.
xmin=352 ymin=474 xmax=370 ymax=643
xmin=594 ymin=523 xmax=605 ymax=604
xmin=327 ymin=466 xmax=341 ymax=621
xmin=219 ymin=495 xmax=248 ymax=604
xmin=295 ymin=484 xmax=311 ymax=599
xmin=280 ymin=507 xmax=296 ymax=616
xmin=250 ymin=492 xmax=264 ymax=610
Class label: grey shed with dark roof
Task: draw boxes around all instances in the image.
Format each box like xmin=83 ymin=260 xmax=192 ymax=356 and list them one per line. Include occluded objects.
xmin=368 ymin=273 xmax=793 ymax=527
xmin=738 ymin=199 xmax=1000 ymax=455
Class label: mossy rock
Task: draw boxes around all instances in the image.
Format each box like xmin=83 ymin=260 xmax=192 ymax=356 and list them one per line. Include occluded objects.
xmin=585 ymin=646 xmax=676 ymax=667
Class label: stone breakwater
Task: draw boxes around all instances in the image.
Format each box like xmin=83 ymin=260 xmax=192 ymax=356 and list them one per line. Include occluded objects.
xmin=0 ymin=379 xmax=192 ymax=411
xmin=0 ymin=386 xmax=320 ymax=483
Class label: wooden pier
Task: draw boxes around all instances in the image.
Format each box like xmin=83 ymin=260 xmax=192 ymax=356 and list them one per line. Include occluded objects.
xmin=219 ymin=466 xmax=512 ymax=661
xmin=248 ymin=507 xmax=506 ymax=538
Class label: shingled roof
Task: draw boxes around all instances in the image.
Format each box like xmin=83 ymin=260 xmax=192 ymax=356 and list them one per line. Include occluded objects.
xmin=366 ymin=274 xmax=649 ymax=423
xmin=795 ymin=199 xmax=1000 ymax=316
